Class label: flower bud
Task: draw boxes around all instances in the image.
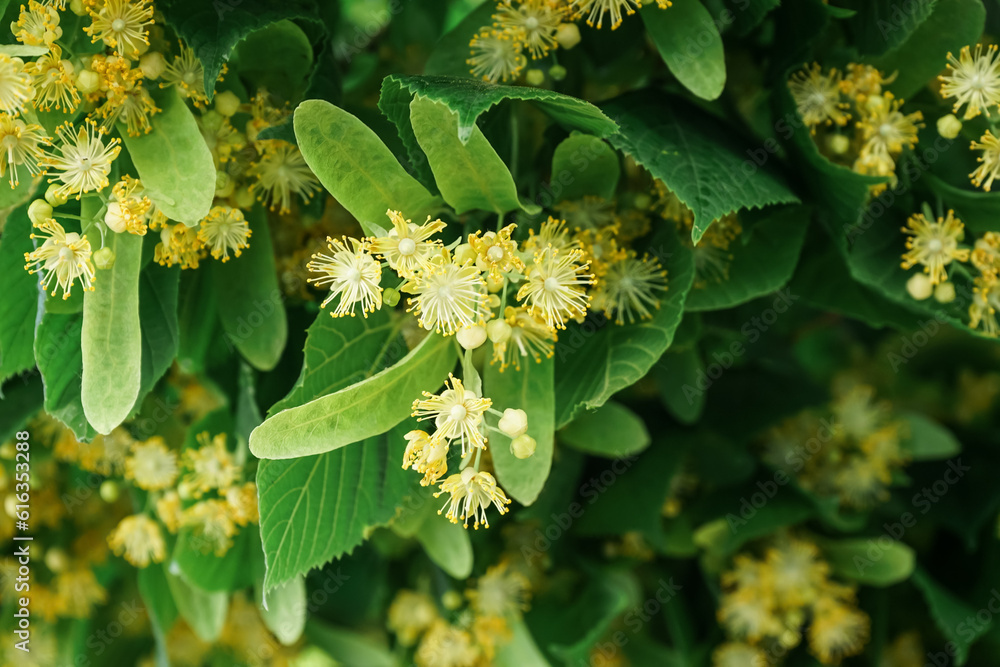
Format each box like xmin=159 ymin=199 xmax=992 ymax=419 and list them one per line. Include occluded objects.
xmin=28 ymin=199 xmax=52 ymax=225
xmin=454 ymin=243 xmax=477 ymax=265
xmin=486 ymin=318 xmax=512 ymax=343
xmin=215 ymin=171 xmax=234 ymax=197
xmin=94 ymin=246 xmax=115 ymax=270
xmin=442 ymin=591 xmax=463 ymax=610
xmin=549 ymin=64 xmax=568 ymax=81
xmin=826 ymin=134 xmax=850 ymax=155
xmin=140 ymin=51 xmax=167 ymax=80
xmin=498 ymin=408 xmax=528 ymax=438
xmin=233 ymin=187 xmax=255 ymax=209
xmin=937 ymin=114 xmax=962 ymax=140
xmin=44 ymin=548 xmax=68 ymax=573
xmin=486 ymin=273 xmax=505 ymax=293
xmin=104 ymin=202 xmax=127 ymax=233
xmin=69 ymin=0 xmax=86 ymax=15
xmin=934 ymin=281 xmax=956 ymax=303
xmin=525 ymin=69 xmax=545 ymax=86
xmin=215 ymin=90 xmax=241 ymax=117
xmin=99 ymin=480 xmax=120 ymax=503
xmin=510 ymin=434 xmax=536 ymax=459
xmin=0 ymin=442 xmax=15 ymax=459
xmin=383 ymin=287 xmax=400 ymax=307
xmin=555 ymin=23 xmax=581 ymax=49
xmin=457 ymin=324 xmax=487 ymax=350
xmin=906 ymin=272 xmax=933 ymax=300
xmin=76 ymin=69 xmax=100 ymax=95
xmin=45 ymin=183 xmax=68 ymax=206
xmin=486 ymin=294 xmax=501 ymax=309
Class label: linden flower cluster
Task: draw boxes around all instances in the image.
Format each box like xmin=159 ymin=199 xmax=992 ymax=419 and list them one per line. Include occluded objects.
xmin=121 ymin=431 xmax=259 ymax=559
xmin=387 ymin=559 xmax=531 ymax=666
xmin=713 ymin=536 xmax=870 ymax=667
xmin=789 ymin=63 xmax=923 ymax=193
xmin=468 ymin=0 xmax=672 ymax=84
xmin=763 ymin=383 xmax=908 ymax=510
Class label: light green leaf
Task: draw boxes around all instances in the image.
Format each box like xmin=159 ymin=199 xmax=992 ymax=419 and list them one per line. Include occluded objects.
xmin=176 ymin=268 xmax=218 ymax=373
xmin=822 ymin=538 xmax=915 ymax=586
xmin=293 ymin=99 xmax=440 ymax=227
xmin=137 ymin=564 xmax=178 ymax=667
xmin=214 ymin=206 xmax=287 ymax=371
xmin=165 ymin=569 xmax=229 ymax=642
xmin=34 ymin=311 xmax=95 ymax=440
xmin=913 ymin=568 xmax=988 ymax=665
xmin=900 ymin=412 xmax=962 ymax=460
xmin=305 ymin=620 xmax=396 ymax=667
xmin=132 ymin=262 xmax=179 ymax=413
xmin=604 ymin=90 xmax=798 ymax=243
xmin=250 ymin=332 xmax=456 ymax=459
xmin=0 ymin=44 xmax=48 ymax=57
xmin=655 ymin=349 xmax=706 ymax=424
xmin=81 ymin=229 xmax=142 ymax=435
xmin=232 ymin=20 xmax=314 ymax=103
xmin=410 ymin=95 xmax=529 ymax=215
xmin=0 ymin=204 xmax=39 ymax=383
xmin=550 ymin=133 xmax=620 ymax=203
xmin=121 ymin=88 xmax=216 ymax=226
xmin=641 ymin=0 xmax=726 ymax=101
xmin=171 ymin=528 xmax=257 ymax=592
xmin=496 ymin=617 xmax=551 ymax=667
xmin=415 ymin=512 xmax=473 ymax=579
xmin=560 ymin=401 xmax=650 ymax=459
xmin=484 ymin=356 xmax=555 ymax=506
xmin=0 ymin=175 xmax=36 ymax=211
xmin=685 ymin=205 xmax=809 ymax=311
xmin=554 ymin=227 xmax=695 ymax=427
xmin=257 ymin=577 xmax=307 ymax=646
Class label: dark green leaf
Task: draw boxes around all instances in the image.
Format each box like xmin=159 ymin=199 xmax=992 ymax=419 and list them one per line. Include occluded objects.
xmin=559 ymin=400 xmax=650 ymax=459
xmin=304 ymin=620 xmax=395 ymax=667
xmin=0 ymin=204 xmax=39 ymax=383
xmin=414 ymin=511 xmax=474 ymax=578
xmin=822 ymin=538 xmax=916 ymax=586
xmin=655 ymin=348 xmax=706 ymax=424
xmin=171 ymin=528 xmax=258 ymax=592
xmin=913 ymin=568 xmax=988 ymax=665
xmin=550 ymin=133 xmax=620 ymax=203
xmin=899 ymin=412 xmax=962 ymax=460
xmin=132 ymin=263 xmax=179 ymax=414
xmin=642 ymin=0 xmax=726 ymax=101
xmin=34 ymin=311 xmax=95 ymax=440
xmin=842 ymin=0 xmax=937 ymax=56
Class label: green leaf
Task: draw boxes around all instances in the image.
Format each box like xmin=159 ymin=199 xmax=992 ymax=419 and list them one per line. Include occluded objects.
xmin=81 ymin=229 xmax=142 ymax=435
xmin=415 ymin=512 xmax=474 ymax=579
xmin=137 ymin=563 xmax=178 ymax=667
xmin=214 ymin=206 xmax=287 ymax=371
xmin=655 ymin=349 xmax=706 ymax=424
xmin=684 ymin=205 xmax=809 ymax=311
xmin=550 ymin=133 xmax=621 ymax=203
xmin=822 ymin=538 xmax=916 ymax=586
xmin=409 ymin=95 xmax=531 ymax=215
xmin=0 ymin=44 xmax=48 ymax=57
xmin=560 ymin=401 xmax=650 ymax=459
xmin=305 ymin=620 xmax=396 ymax=667
xmin=0 ymin=375 xmax=43 ymax=443
xmin=171 ymin=528 xmax=257 ymax=592
xmin=695 ymin=485 xmax=817 ymax=555
xmin=874 ymin=0 xmax=986 ymax=100
xmin=913 ymin=568 xmax=988 ymax=665
xmin=545 ymin=570 xmax=641 ymax=665
xmin=249 ymin=332 xmax=456 ymax=459
xmin=232 ymin=20 xmax=314 ymax=103
xmin=293 ymin=99 xmax=440 ymax=228
xmin=257 ymin=576 xmax=307 ymax=646
xmin=899 ymin=412 xmax=962 ymax=460
xmin=554 ymin=227 xmax=695 ymax=427
xmin=641 ymin=0 xmax=726 ymax=101
xmin=165 ymin=569 xmax=229 ymax=642
xmin=423 ymin=1 xmax=495 ymax=78
xmin=0 ymin=175 xmax=36 ymax=211
xmin=257 ymin=426 xmax=417 ymax=590
xmin=158 ymin=0 xmax=320 ymax=101
xmin=0 ymin=204 xmax=39 ymax=383
xmin=721 ymin=0 xmax=780 ymax=34
xmin=483 ymin=356 xmax=555 ymax=506
xmin=34 ymin=311 xmax=95 ymax=440
xmin=121 ymin=88 xmax=216 ymax=226
xmin=924 ymin=173 xmax=1000 ymax=234
xmin=841 ymin=0 xmax=937 ymax=55
xmin=176 ymin=268 xmax=218 ymax=373
xmin=603 ymin=90 xmax=798 ymax=243
xmin=133 ymin=262 xmax=179 ymax=413
xmin=496 ymin=617 xmax=551 ymax=667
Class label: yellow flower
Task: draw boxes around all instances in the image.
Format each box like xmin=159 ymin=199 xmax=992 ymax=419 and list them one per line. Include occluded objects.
xmin=591 ymin=251 xmax=668 ymax=325
xmin=435 ymin=467 xmax=511 ymax=529
xmin=84 ymin=0 xmax=153 ymax=57
xmin=154 ymin=222 xmax=206 ymax=269
xmin=489 ymin=305 xmax=555 ymax=371
xmin=125 ymin=437 xmax=179 ymax=490
xmin=0 ymin=54 xmax=35 ymax=114
xmin=156 ymin=490 xmax=183 ymax=533
xmin=940 ymin=44 xmax=1000 ymax=120
xmin=405 ymin=260 xmax=488 ymax=335
xmin=412 ymin=374 xmax=492 ymax=455
xmin=468 ymin=29 xmax=527 ymax=83
xmin=182 ymin=432 xmax=240 ymax=497
xmin=840 ymin=63 xmax=891 ymax=105
xmin=493 ymin=0 xmax=564 ymax=59
xmin=712 ymin=642 xmax=769 ymax=667
xmin=524 ymin=216 xmax=579 ymax=253
xmin=830 ymin=384 xmax=885 ymax=440
xmin=836 ymin=457 xmax=889 ymax=508
xmin=857 ymin=93 xmax=922 ymax=161
xmin=415 ymin=620 xmax=480 ymax=667
xmin=161 ymin=43 xmax=209 ymax=106
xmin=307 ymin=236 xmax=383 ymax=318
xmin=468 ymin=224 xmax=525 ymax=281
xmin=574 ymin=222 xmax=621 ymax=276
xmin=900 ymin=210 xmax=970 ymax=285
xmin=12 ymin=1 xmax=62 ymax=46
xmin=388 ymin=590 xmax=439 ymax=646
xmin=180 ymin=499 xmax=238 ymax=556
xmin=105 ymin=175 xmax=152 ymax=235
xmin=467 ymin=560 xmax=530 ymax=618
xmin=25 ymin=46 xmax=80 ymax=112
xmin=970 ymin=274 xmax=1000 ymax=337
xmin=55 ymin=567 xmax=107 ymax=618
xmin=370 ymin=209 xmax=446 ymax=278
xmin=43 ymin=120 xmax=121 ymax=200
xmin=808 ymin=597 xmax=870 ymax=664
xmin=764 ymin=538 xmax=829 ymax=608
xmin=23 ymin=218 xmax=96 ymax=299
xmin=717 ymin=589 xmax=783 ymax=642
xmin=971 ymin=231 xmax=1000 ymax=277
xmin=517 ymin=247 xmax=594 ymax=330
xmin=197 ymin=206 xmax=251 ymax=262
xmin=224 ymin=482 xmax=259 ymax=526
xmin=402 ymin=429 xmax=450 ymax=486
xmin=249 ymin=141 xmax=320 ymax=213
xmin=789 ymin=64 xmax=849 ymax=128
xmin=198 ymin=110 xmax=246 ymax=164
xmin=112 ymin=84 xmax=160 ymax=137
xmin=573 ymin=0 xmax=667 ymax=30
xmin=971 ymin=130 xmax=1000 ymax=191
xmin=108 ymin=514 xmax=166 ymax=568
xmin=0 ymin=113 xmax=47 ymax=188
